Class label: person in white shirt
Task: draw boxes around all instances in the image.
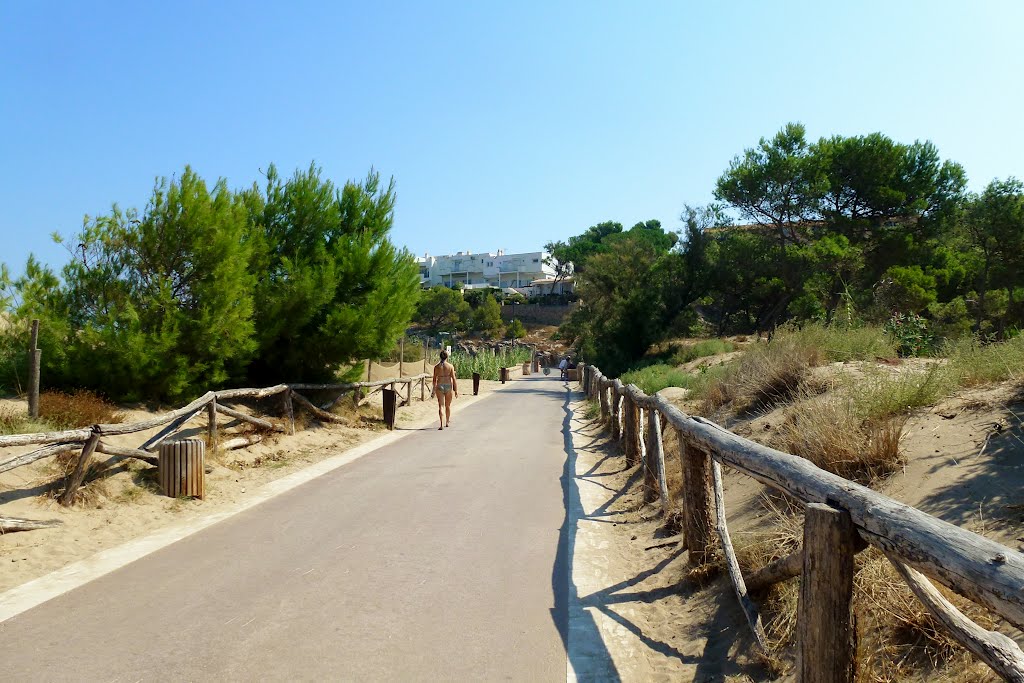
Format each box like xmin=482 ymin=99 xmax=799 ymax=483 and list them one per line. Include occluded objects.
xmin=558 ymin=356 xmax=568 ymax=380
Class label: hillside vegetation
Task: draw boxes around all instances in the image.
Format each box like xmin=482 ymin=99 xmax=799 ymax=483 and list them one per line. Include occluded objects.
xmin=553 ymin=123 xmax=1024 ymax=378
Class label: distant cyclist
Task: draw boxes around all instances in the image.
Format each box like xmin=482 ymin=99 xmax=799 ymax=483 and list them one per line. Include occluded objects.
xmin=432 ymin=350 xmax=458 ymax=430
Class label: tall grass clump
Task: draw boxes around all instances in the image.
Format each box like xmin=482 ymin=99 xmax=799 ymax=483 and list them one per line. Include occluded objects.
xmin=849 ymin=364 xmax=957 ymax=422
xmin=670 ymin=339 xmax=735 ymax=365
xmin=786 ymin=323 xmax=897 ymax=362
xmin=0 ymin=408 xmax=55 ymax=436
xmin=774 ymin=390 xmax=906 ymax=484
xmin=450 ymin=347 xmax=532 ymax=380
xmin=621 ymin=364 xmax=696 ymax=395
xmin=944 ymin=334 xmax=1024 ymax=388
xmin=696 ymin=331 xmax=823 ymax=414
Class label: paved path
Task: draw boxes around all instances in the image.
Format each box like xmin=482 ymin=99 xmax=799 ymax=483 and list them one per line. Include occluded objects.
xmin=0 ymin=376 xmax=582 ymax=682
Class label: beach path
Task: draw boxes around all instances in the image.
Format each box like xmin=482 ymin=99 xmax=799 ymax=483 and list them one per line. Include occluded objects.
xmin=0 ymin=375 xmax=576 ymax=681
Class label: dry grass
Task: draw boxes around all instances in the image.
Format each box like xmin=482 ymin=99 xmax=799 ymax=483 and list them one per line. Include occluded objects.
xmin=854 ymin=549 xmax=1000 ymax=682
xmin=733 ymin=495 xmax=804 ymax=650
xmin=699 ymin=333 xmax=823 ymax=414
xmin=39 ymin=389 xmax=124 ymax=429
xmin=772 ymin=392 xmax=906 ymax=484
xmin=730 ymin=495 xmax=1005 ymax=682
xmin=0 ymin=407 xmax=55 ymax=435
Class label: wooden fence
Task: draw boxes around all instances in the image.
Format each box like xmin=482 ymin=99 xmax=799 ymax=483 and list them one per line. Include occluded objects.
xmin=0 ymin=374 xmax=430 ymax=516
xmin=578 ymin=363 xmax=1024 ymax=682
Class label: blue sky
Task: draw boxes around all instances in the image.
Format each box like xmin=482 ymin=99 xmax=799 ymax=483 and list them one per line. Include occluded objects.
xmin=2 ymin=1 xmax=1022 ymax=275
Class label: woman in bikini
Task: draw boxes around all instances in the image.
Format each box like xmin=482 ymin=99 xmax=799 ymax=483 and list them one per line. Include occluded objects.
xmin=432 ymin=350 xmax=458 ymax=430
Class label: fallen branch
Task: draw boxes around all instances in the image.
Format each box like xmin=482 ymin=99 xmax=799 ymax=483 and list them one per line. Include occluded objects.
xmin=290 ymin=391 xmax=348 ymax=424
xmin=0 ymin=516 xmax=62 ymax=534
xmin=221 ymin=434 xmax=263 ymax=451
xmin=215 ymin=403 xmax=285 ymax=433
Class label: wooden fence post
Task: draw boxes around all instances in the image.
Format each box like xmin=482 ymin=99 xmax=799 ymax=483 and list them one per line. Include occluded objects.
xmin=611 ymin=388 xmax=621 ymax=441
xmin=681 ymin=439 xmax=715 ymax=565
xmin=798 ymin=503 xmax=857 ymax=683
xmin=622 ymin=394 xmax=638 ymax=466
xmin=367 ymin=359 xmax=372 ymax=383
xmin=399 ymin=336 xmax=405 ymax=378
xmin=282 ymin=389 xmax=295 ymax=435
xmin=58 ymin=431 xmax=100 ymax=506
xmin=28 ymin=319 xmax=41 ymax=418
xmin=207 ymin=397 xmax=218 ymax=453
xmin=599 ymin=382 xmax=609 ymax=421
xmin=646 ymin=407 xmax=669 ymax=507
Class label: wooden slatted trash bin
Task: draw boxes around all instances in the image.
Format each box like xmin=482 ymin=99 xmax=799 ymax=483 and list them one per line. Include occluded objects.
xmin=158 ymin=439 xmax=205 ymax=499
xmin=382 ymin=388 xmax=397 ymax=430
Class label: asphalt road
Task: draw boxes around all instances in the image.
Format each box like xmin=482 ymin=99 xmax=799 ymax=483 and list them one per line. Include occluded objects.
xmin=1 ymin=376 xmax=573 ymax=682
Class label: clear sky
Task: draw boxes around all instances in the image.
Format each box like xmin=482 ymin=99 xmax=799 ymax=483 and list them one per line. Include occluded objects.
xmin=2 ymin=1 xmax=1022 ymax=275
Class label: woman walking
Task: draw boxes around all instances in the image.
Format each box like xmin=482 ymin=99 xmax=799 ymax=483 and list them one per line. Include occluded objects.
xmin=432 ymin=350 xmax=458 ymax=430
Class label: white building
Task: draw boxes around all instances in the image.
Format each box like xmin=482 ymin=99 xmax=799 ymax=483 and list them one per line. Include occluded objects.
xmin=417 ymin=249 xmax=556 ymax=290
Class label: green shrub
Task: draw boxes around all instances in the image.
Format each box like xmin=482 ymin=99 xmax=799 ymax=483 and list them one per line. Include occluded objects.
xmin=670 ymin=339 xmax=735 ymax=365
xmin=621 ymin=364 xmax=695 ymax=395
xmin=449 ymin=347 xmax=532 ymax=380
xmin=884 ymin=313 xmax=935 ymax=357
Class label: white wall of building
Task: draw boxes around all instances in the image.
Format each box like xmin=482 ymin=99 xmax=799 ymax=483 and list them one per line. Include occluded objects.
xmin=417 ymin=249 xmax=555 ymax=289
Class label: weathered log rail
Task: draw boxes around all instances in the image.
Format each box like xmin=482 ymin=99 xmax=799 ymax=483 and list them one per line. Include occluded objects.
xmin=0 ymin=374 xmax=431 ymax=508
xmin=578 ymin=362 xmax=1024 ymax=682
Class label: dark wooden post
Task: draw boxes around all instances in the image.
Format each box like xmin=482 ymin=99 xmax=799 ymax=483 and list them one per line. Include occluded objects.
xmin=681 ymin=439 xmax=715 ymax=565
xmin=473 ymin=372 xmax=481 ymax=395
xmin=382 ymin=388 xmax=397 ymax=430
xmin=207 ymin=397 xmax=218 ymax=453
xmin=599 ymin=383 xmax=609 ymax=421
xmin=28 ymin=319 xmax=41 ymax=418
xmin=282 ymin=389 xmax=295 ymax=435
xmin=59 ymin=431 xmax=101 ymax=506
xmin=798 ymin=504 xmax=857 ymax=683
xmin=367 ymin=359 xmax=372 ymax=382
xmin=611 ymin=389 xmax=621 ymax=441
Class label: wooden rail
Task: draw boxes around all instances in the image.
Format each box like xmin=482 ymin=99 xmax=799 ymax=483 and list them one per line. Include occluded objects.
xmin=578 ymin=362 xmax=1024 ymax=682
xmin=0 ymin=374 xmax=431 ymax=508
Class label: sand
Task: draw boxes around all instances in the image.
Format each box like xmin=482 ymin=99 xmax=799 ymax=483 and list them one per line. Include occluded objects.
xmin=0 ymin=379 xmax=510 ymax=593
